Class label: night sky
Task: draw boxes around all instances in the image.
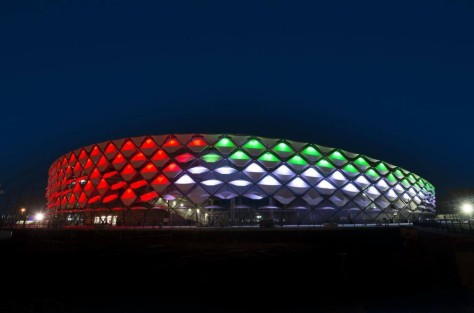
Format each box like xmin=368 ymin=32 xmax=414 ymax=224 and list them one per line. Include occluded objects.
xmin=1 ymin=1 xmax=474 ymax=199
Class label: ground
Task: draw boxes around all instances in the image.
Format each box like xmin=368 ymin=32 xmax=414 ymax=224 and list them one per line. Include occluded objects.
xmin=1 ymin=227 xmax=473 ymax=312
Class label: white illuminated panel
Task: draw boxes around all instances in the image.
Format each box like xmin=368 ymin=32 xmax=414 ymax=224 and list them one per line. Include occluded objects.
xmin=258 ymin=175 xmax=281 ymax=186
xmin=376 ymin=179 xmax=389 ymax=192
xmin=366 ymin=186 xmax=381 ymax=198
xmin=202 ymin=179 xmax=224 ymax=186
xmin=287 ymin=177 xmax=309 ymax=188
xmin=385 ymin=189 xmax=398 ymax=201
xmin=315 ymin=180 xmax=336 ymax=195
xmin=286 ymin=177 xmax=310 ymax=194
xmin=341 ymin=183 xmax=360 ymax=197
xmin=272 ymin=165 xmax=295 ymax=181
xmin=244 ymin=163 xmax=265 ymax=173
xmin=215 ymin=166 xmax=237 ymax=175
xmin=175 ymin=174 xmax=195 ymax=185
xmin=316 ymin=180 xmax=335 ymax=190
xmin=355 ymin=176 xmax=370 ymax=189
xmin=302 ymin=168 xmax=321 ymax=178
xmin=330 ymin=171 xmax=347 ymax=182
xmin=188 ymin=166 xmax=209 ymax=174
xmin=229 ymin=180 xmax=252 ymax=187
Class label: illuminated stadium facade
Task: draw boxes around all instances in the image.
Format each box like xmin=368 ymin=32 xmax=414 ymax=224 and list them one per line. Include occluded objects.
xmin=46 ymin=134 xmax=435 ymax=227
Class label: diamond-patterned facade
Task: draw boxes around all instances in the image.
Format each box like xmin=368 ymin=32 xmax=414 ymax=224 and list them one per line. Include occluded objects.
xmin=46 ymin=134 xmax=436 ymax=226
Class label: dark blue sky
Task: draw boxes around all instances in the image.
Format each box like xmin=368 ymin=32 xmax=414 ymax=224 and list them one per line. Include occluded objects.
xmin=1 ymin=0 xmax=473 ymax=197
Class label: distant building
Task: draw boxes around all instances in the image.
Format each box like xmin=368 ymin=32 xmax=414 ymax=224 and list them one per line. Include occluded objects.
xmin=46 ymin=134 xmax=435 ymax=226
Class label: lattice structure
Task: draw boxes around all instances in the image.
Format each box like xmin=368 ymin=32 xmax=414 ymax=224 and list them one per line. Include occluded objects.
xmin=46 ymin=134 xmax=435 ymax=226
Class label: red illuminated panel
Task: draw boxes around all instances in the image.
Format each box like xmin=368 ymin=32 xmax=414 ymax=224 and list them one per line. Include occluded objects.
xmin=60 ymin=177 xmax=68 ymax=191
xmin=83 ymin=159 xmax=94 ymax=175
xmin=104 ymin=142 xmax=118 ymax=160
xmin=73 ymin=182 xmax=82 ymax=196
xmin=65 ymin=166 xmax=73 ymax=178
xmin=121 ymin=140 xmax=137 ymax=158
xmin=140 ymin=137 xmax=158 ymax=156
xmin=162 ymin=162 xmax=182 ymax=178
xmin=175 ymin=153 xmax=195 ymax=163
xmin=112 ymin=153 xmax=127 ymax=170
xmin=90 ymin=145 xmax=101 ymax=162
xmin=90 ymin=168 xmax=101 ymax=184
xmin=61 ymin=196 xmax=67 ymax=209
xmin=88 ymin=195 xmax=101 ymax=204
xmin=68 ymin=194 xmax=77 ymax=205
xmin=73 ymin=162 xmax=83 ymax=177
xmin=68 ymin=153 xmax=77 ymax=166
xmin=96 ymin=156 xmax=110 ymax=172
xmin=120 ymin=164 xmax=137 ymax=181
xmin=163 ymin=137 xmax=180 ymax=147
xmin=111 ymin=181 xmax=127 ymax=190
xmin=103 ymin=171 xmax=118 ymax=179
xmin=140 ymin=162 xmax=158 ymax=180
xmin=151 ymin=149 xmax=169 ymax=167
xmin=140 ymin=191 xmax=158 ymax=202
xmin=151 ymin=174 xmax=170 ymax=192
xmin=78 ymin=149 xmax=88 ymax=166
xmin=162 ymin=136 xmax=181 ymax=153
xmin=130 ymin=152 xmax=147 ymax=168
xmin=96 ymin=179 xmax=110 ymax=196
xmin=61 ymin=157 xmax=68 ymax=169
xmin=188 ymin=137 xmax=206 ymax=147
xmin=120 ymin=188 xmax=137 ymax=206
xmin=103 ymin=194 xmax=119 ymax=204
xmin=131 ymin=180 xmax=148 ymax=189
xmin=83 ymin=181 xmax=95 ymax=197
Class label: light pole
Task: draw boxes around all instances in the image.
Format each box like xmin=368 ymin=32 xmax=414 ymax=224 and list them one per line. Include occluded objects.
xmin=20 ymin=207 xmax=27 ymax=226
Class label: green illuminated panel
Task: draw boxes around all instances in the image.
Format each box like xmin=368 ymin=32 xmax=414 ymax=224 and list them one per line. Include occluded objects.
xmin=229 ymin=150 xmax=251 ymax=160
xmin=354 ymin=157 xmax=369 ymax=167
xmin=376 ymin=162 xmax=388 ymax=174
xmin=394 ymin=169 xmax=404 ymax=179
xmin=273 ymin=142 xmax=294 ymax=153
xmin=202 ymin=153 xmax=222 ymax=163
xmin=287 ymin=155 xmax=308 ymax=166
xmin=215 ymin=137 xmax=236 ymax=148
xmin=243 ymin=139 xmax=264 ymax=150
xmin=365 ymin=169 xmax=380 ymax=179
xmin=258 ymin=152 xmax=279 ymax=162
xmin=386 ymin=173 xmax=397 ymax=183
xmin=329 ymin=151 xmax=347 ymax=162
xmin=302 ymin=146 xmax=322 ymax=157
xmin=407 ymin=174 xmax=416 ymax=183
xmin=316 ymin=159 xmax=335 ymax=169
xmin=343 ymin=164 xmax=359 ymax=174
xmin=401 ymin=179 xmax=410 ymax=187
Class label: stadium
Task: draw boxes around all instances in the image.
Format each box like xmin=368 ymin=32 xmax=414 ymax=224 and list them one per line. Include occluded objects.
xmin=46 ymin=134 xmax=435 ymax=227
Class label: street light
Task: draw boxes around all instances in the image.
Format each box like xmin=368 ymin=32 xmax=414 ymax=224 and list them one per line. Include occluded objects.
xmin=461 ymin=202 xmax=473 ymax=219
xmin=35 ymin=212 xmax=45 ymax=222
